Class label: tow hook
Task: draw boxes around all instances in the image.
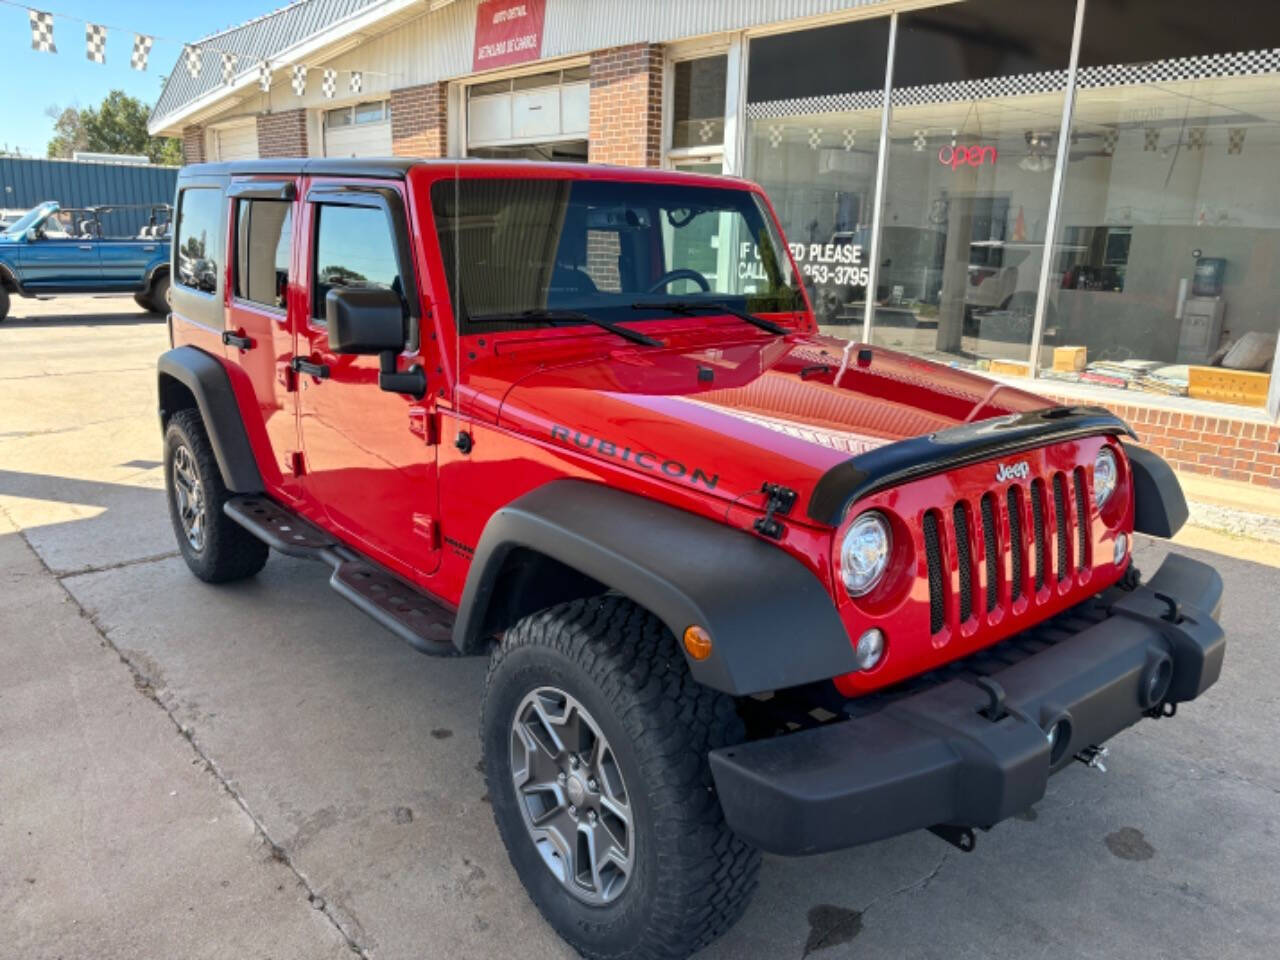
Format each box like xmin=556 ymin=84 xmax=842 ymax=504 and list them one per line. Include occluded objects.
xmin=1075 ymin=745 xmax=1109 ymax=772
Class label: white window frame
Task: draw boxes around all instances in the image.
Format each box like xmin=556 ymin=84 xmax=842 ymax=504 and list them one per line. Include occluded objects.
xmin=460 ymin=57 xmax=590 ymax=155
xmin=663 ymin=37 xmax=736 ymax=172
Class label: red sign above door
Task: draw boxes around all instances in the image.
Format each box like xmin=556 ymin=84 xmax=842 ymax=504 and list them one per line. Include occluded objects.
xmin=473 ymin=0 xmax=547 ymax=72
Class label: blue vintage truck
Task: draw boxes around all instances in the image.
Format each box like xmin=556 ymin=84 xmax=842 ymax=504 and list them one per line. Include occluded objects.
xmin=0 ymin=201 xmax=171 ymax=321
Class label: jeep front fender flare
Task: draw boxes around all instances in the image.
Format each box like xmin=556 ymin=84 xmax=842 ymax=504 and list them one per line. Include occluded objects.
xmin=454 ymin=479 xmax=860 ymax=695
xmin=157 ymin=346 xmax=263 ymax=494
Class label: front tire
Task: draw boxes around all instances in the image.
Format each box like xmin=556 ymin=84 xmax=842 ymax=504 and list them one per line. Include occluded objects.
xmin=0 ymin=286 xmax=9 ymax=321
xmin=482 ymin=597 xmax=760 ymax=960
xmin=164 ymin=408 xmax=268 ymax=583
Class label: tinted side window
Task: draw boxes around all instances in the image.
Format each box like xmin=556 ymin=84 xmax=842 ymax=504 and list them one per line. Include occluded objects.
xmin=235 ymin=199 xmax=292 ymax=310
xmin=312 ymin=204 xmax=402 ymax=319
xmin=175 ymin=188 xmax=223 ymax=293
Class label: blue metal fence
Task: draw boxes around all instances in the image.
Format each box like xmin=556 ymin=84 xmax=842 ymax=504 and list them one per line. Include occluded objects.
xmin=0 ymin=157 xmax=178 ymax=235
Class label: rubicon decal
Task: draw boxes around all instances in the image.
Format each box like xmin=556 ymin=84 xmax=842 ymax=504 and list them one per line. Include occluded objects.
xmin=550 ymin=425 xmax=720 ymax=491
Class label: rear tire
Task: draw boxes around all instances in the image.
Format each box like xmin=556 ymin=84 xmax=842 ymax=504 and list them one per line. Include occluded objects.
xmin=482 ymin=596 xmax=760 ymax=960
xmin=0 ymin=287 xmax=9 ymax=321
xmin=164 ymin=408 xmax=268 ymax=583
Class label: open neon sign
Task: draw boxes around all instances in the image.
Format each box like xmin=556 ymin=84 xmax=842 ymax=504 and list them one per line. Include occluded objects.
xmin=938 ymin=144 xmax=998 ymax=170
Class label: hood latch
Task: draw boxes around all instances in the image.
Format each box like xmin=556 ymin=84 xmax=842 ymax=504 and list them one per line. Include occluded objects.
xmin=754 ymin=482 xmax=797 ymax=540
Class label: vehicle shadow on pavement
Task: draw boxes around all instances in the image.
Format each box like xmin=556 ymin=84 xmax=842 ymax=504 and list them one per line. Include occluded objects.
xmin=0 ymin=468 xmax=173 ymax=575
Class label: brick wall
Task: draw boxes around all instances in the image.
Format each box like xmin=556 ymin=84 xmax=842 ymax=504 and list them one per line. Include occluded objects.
xmin=589 ymin=44 xmax=663 ymax=167
xmin=390 ymin=82 xmax=448 ymax=158
xmin=181 ymin=125 xmax=206 ymax=164
xmin=1042 ymin=392 xmax=1280 ymax=490
xmin=256 ymin=109 xmax=308 ymax=158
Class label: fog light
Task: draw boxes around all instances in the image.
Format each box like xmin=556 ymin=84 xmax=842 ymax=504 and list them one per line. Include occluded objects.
xmin=1113 ymin=532 xmax=1129 ymax=566
xmin=854 ymin=629 xmax=885 ymax=671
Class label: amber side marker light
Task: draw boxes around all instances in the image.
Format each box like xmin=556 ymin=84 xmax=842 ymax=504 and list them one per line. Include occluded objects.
xmin=683 ymin=625 xmax=713 ymax=661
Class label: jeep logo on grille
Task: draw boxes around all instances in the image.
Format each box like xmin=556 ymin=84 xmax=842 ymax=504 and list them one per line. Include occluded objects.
xmin=995 ymin=460 xmax=1031 ymax=483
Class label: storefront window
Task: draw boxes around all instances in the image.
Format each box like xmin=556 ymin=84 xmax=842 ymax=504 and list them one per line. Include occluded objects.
xmin=869 ymin=0 xmax=1076 ymax=368
xmin=744 ymin=18 xmax=889 ymax=327
xmin=1041 ymin=3 xmax=1280 ymax=409
xmin=671 ymin=56 xmax=728 ymax=151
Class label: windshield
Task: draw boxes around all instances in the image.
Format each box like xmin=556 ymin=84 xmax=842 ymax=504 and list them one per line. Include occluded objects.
xmin=430 ymin=177 xmax=802 ymax=332
xmin=2 ymin=203 xmax=56 ymax=236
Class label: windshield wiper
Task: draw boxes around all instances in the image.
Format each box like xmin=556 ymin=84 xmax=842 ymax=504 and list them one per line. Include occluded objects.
xmin=473 ymin=308 xmax=662 ymax=347
xmin=629 ymin=299 xmax=789 ymax=335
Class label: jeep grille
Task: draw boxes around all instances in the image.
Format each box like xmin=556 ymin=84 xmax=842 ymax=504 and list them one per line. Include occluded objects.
xmin=927 ymin=468 xmax=1093 ymax=635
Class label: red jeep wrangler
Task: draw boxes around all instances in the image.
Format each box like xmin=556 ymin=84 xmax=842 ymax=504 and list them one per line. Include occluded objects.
xmin=158 ymin=159 xmax=1224 ymax=960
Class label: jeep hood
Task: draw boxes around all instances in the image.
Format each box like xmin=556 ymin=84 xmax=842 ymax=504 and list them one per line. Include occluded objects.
xmin=493 ymin=335 xmax=1052 ymax=525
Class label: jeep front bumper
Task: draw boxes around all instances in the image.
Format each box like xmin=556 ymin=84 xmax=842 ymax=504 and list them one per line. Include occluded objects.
xmin=708 ymin=553 xmax=1225 ymax=856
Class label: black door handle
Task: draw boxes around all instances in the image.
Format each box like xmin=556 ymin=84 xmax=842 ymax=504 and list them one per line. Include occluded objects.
xmin=222 ymin=330 xmax=255 ymax=351
xmin=290 ymin=356 xmax=330 ymax=379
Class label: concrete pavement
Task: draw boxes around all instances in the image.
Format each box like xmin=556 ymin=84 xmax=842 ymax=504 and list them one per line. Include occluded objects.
xmin=2 ymin=297 xmax=1278 ymax=959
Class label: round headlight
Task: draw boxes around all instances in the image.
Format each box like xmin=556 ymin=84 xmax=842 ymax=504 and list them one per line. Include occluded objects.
xmin=840 ymin=511 xmax=892 ymax=597
xmin=1093 ymin=447 xmax=1118 ymax=509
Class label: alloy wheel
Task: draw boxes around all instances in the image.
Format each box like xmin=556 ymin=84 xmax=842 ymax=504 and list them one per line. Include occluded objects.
xmin=509 ymin=686 xmax=634 ymax=905
xmin=171 ymin=443 xmax=206 ymax=551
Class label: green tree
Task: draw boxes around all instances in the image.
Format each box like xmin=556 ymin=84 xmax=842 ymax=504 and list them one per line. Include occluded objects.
xmin=47 ymin=90 xmax=182 ymax=165
xmin=45 ymin=105 xmax=88 ymax=158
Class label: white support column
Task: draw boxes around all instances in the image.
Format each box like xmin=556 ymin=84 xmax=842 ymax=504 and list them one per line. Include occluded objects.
xmin=1027 ymin=0 xmax=1088 ymax=378
xmin=721 ymin=33 xmax=748 ymax=176
xmin=861 ymin=12 xmax=898 ymax=345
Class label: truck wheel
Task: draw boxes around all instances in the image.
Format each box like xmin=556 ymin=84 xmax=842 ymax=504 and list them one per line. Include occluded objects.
xmin=164 ymin=408 xmax=268 ymax=583
xmin=147 ymin=273 xmax=170 ymax=314
xmin=0 ymin=287 xmax=9 ymax=321
xmin=482 ymin=596 xmax=760 ymax=960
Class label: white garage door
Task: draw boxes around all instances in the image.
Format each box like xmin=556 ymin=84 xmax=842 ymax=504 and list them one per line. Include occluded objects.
xmin=323 ymin=101 xmax=392 ymax=157
xmin=209 ymin=122 xmax=259 ymax=161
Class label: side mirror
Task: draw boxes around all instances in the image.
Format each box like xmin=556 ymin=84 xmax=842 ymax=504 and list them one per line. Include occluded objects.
xmin=326 ymin=285 xmax=406 ymax=354
xmin=25 ymin=228 xmax=37 ymax=242
xmin=325 ymin=285 xmax=426 ymax=398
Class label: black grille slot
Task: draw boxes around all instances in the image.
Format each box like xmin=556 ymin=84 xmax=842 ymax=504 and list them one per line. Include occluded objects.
xmin=1007 ymin=486 xmax=1023 ymax=602
xmin=1052 ymin=472 xmax=1070 ymax=582
xmin=953 ymin=502 xmax=973 ymax=623
xmin=1031 ymin=479 xmax=1047 ymax=591
xmin=981 ymin=494 xmax=999 ymax=612
xmin=1073 ymin=468 xmax=1090 ymax=570
xmin=923 ymin=511 xmax=945 ymax=634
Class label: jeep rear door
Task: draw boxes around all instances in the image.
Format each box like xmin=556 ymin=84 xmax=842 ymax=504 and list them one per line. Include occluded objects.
xmin=224 ymin=178 xmax=305 ymax=504
xmin=295 ymin=180 xmax=442 ymax=578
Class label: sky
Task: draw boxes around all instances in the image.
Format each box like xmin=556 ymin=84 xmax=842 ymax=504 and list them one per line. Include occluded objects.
xmin=0 ymin=0 xmax=278 ymax=156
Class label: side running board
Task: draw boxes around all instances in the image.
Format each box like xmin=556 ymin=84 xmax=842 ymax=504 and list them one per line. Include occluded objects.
xmin=224 ymin=495 xmax=457 ymax=657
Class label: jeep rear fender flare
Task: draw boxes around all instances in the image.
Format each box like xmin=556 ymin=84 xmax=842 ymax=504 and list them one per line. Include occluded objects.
xmin=454 ymin=479 xmax=860 ymax=695
xmin=157 ymin=346 xmax=263 ymax=494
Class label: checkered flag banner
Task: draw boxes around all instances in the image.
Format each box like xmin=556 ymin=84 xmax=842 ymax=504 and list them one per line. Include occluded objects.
xmin=131 ymin=34 xmax=153 ymax=71
xmin=349 ymin=70 xmax=362 ymax=94
xmin=183 ymin=44 xmax=202 ymax=79
xmin=221 ymin=52 xmax=238 ymax=85
xmin=321 ymin=68 xmax=336 ymax=99
xmin=29 ymin=9 xmax=55 ymax=54
xmin=258 ymin=60 xmax=271 ymax=92
xmin=291 ymin=64 xmax=307 ymax=96
xmin=85 ymin=23 xmax=106 ymax=64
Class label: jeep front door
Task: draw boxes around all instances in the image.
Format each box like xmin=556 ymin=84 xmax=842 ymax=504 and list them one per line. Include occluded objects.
xmin=19 ymin=209 xmax=101 ymax=289
xmin=296 ymin=185 xmax=441 ymax=577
